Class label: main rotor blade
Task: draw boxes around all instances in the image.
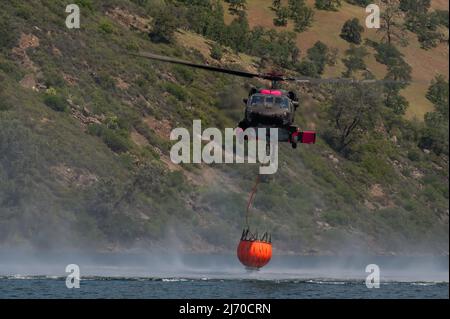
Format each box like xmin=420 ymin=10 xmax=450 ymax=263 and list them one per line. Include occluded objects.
xmin=131 ymin=52 xmax=263 ymax=79
xmin=131 ymin=52 xmax=415 ymax=85
xmin=285 ymin=76 xmax=408 ymax=85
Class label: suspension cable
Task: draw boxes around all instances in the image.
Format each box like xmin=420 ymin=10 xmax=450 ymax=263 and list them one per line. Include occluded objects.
xmin=245 ymin=174 xmax=261 ymax=229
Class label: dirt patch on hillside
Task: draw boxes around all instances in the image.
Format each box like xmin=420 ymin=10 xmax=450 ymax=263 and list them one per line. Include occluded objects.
xmin=130 ymin=129 xmax=149 ymax=146
xmin=52 ymin=46 xmax=62 ymax=57
xmin=106 ymin=7 xmax=150 ymax=32
xmin=369 ymin=184 xmax=395 ymax=209
xmin=67 ymin=99 xmax=103 ymax=129
xmin=19 ymin=74 xmax=37 ymax=90
xmin=432 ymin=0 xmax=449 ymax=10
xmin=369 ymin=184 xmax=385 ymax=198
xmin=12 ymin=33 xmax=43 ymax=92
xmin=51 ymin=164 xmax=98 ymax=188
xmin=176 ymin=30 xmax=260 ymax=74
xmin=12 ymin=33 xmax=40 ymax=73
xmin=17 ymin=33 xmax=40 ymax=50
xmin=176 ymin=31 xmax=213 ymax=61
xmin=63 ymin=73 xmax=78 ymax=86
xmin=115 ymin=77 xmax=130 ymax=90
xmin=143 ymin=116 xmax=172 ymax=140
xmin=160 ymin=155 xmax=183 ymax=172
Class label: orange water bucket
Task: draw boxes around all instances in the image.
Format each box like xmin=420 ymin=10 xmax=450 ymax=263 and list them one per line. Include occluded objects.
xmin=237 ymin=239 xmax=272 ymax=269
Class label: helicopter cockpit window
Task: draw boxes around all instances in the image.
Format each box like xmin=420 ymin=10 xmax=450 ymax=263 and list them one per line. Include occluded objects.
xmin=276 ymin=97 xmax=289 ymax=109
xmin=250 ymin=95 xmax=264 ymax=107
xmin=265 ymin=97 xmax=274 ymax=106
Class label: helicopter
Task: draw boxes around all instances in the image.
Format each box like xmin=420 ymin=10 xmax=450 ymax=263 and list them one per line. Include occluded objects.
xmin=131 ymin=52 xmax=391 ymax=149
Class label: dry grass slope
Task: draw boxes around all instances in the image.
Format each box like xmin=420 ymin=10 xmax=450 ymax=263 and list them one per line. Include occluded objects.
xmin=223 ymin=0 xmax=449 ymax=119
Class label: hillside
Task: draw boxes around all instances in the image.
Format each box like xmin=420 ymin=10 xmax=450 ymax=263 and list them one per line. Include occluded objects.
xmin=0 ymin=0 xmax=448 ymax=256
xmin=224 ymin=0 xmax=449 ymax=119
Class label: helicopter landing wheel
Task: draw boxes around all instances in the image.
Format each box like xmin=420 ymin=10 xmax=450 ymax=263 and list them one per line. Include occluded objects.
xmin=290 ymin=130 xmax=299 ymax=149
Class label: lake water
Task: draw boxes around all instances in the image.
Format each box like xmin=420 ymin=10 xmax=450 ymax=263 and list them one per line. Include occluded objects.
xmin=0 ymin=252 xmax=448 ymax=299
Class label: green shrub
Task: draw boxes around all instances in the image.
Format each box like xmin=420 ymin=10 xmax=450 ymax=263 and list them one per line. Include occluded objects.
xmin=0 ymin=100 xmax=13 ymax=112
xmin=0 ymin=60 xmax=16 ymax=74
xmin=404 ymin=199 xmax=418 ymax=212
xmin=102 ymin=130 xmax=132 ymax=153
xmin=360 ymin=153 xmax=393 ymax=181
xmin=87 ymin=123 xmax=104 ymax=136
xmin=75 ymin=0 xmax=94 ymax=11
xmin=173 ymin=65 xmax=194 ymax=84
xmin=315 ymin=0 xmax=342 ymax=11
xmin=296 ymin=60 xmax=318 ymax=77
xmin=104 ymin=115 xmax=120 ymax=130
xmin=422 ymin=186 xmax=438 ymax=202
xmin=0 ymin=15 xmax=16 ymax=50
xmin=422 ymin=175 xmax=449 ymax=199
xmin=99 ymin=19 xmax=115 ymax=34
xmin=43 ymin=70 xmax=65 ymax=88
xmin=345 ymin=0 xmax=371 ymax=7
xmin=340 ymin=18 xmax=364 ymax=44
xmin=385 ymin=93 xmax=409 ymax=115
xmin=210 ymin=44 xmax=223 ymax=60
xmin=289 ymin=0 xmax=315 ymax=33
xmin=164 ymin=83 xmax=188 ymax=101
xmin=166 ymin=171 xmax=185 ymax=189
xmin=433 ymin=10 xmax=449 ymax=28
xmin=44 ymin=95 xmax=68 ymax=112
xmin=417 ymin=29 xmax=441 ymax=50
xmin=273 ymin=6 xmax=289 ymax=26
xmin=96 ymin=73 xmax=116 ymax=91
xmin=407 ymin=149 xmax=422 ymax=162
xmin=374 ymin=43 xmax=403 ymax=65
xmin=342 ymin=45 xmax=368 ymax=77
xmin=306 ymin=41 xmax=329 ymax=74
xmin=15 ymin=4 xmax=32 ymax=20
xmin=150 ymin=4 xmax=180 ymax=43
xmin=87 ymin=124 xmax=132 ymax=153
xmin=131 ymin=0 xmax=148 ymax=7
xmin=125 ymin=40 xmax=140 ymax=52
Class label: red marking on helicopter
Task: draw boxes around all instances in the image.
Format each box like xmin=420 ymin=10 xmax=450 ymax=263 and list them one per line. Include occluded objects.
xmin=300 ymin=131 xmax=316 ymax=144
xmin=260 ymin=89 xmax=282 ymax=96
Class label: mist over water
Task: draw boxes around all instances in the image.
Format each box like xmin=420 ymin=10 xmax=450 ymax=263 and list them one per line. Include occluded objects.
xmin=1 ymin=247 xmax=448 ymax=298
xmin=0 ymin=248 xmax=448 ymax=283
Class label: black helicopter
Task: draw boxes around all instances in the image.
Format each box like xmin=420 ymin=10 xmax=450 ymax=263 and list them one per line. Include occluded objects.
xmin=132 ymin=52 xmax=387 ymax=149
